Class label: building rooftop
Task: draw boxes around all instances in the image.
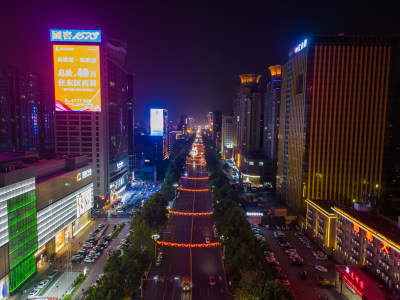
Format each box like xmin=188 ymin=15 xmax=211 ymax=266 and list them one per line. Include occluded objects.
xmin=333 ymin=205 xmax=400 ymax=250
xmin=242 ymin=201 xmax=263 ymax=213
xmin=306 ymin=199 xmax=339 ymax=216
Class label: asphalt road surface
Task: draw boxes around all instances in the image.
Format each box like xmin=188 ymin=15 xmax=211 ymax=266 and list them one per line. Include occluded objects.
xmin=143 ymin=144 xmax=232 ymax=300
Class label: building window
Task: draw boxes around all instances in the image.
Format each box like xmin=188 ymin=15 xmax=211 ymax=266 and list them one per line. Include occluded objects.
xmin=259 ymin=162 xmax=263 ymax=166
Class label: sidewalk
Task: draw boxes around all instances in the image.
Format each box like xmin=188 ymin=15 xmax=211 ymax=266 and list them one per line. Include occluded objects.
xmin=42 ymin=272 xmax=80 ymax=299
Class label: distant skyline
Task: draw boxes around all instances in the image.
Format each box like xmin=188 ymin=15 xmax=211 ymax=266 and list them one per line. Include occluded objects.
xmin=1 ymin=0 xmax=399 ymax=123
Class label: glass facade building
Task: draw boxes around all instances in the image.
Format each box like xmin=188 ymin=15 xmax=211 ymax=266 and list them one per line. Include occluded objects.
xmin=0 ymin=65 xmax=54 ymax=153
xmin=277 ymin=36 xmax=398 ymax=214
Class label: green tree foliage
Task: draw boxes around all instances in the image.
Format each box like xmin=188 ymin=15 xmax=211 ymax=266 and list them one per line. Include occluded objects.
xmin=203 ymin=134 xmax=292 ymax=298
xmin=85 ymin=135 xmax=195 ymax=299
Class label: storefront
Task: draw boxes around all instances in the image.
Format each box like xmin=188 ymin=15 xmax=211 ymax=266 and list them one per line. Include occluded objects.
xmin=336 ymin=265 xmax=387 ymax=299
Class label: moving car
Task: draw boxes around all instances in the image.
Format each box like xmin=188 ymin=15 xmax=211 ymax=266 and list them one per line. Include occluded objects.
xmin=315 ymin=265 xmax=328 ymax=272
xmin=182 ymin=276 xmax=191 ymax=291
xmin=155 ymin=258 xmax=162 ymax=266
xmin=205 ymin=238 xmax=210 ymax=244
xmin=281 ymin=279 xmax=290 ymax=286
xmin=209 ymin=276 xmax=216 ymax=286
xmin=29 ymin=289 xmax=39 ymax=296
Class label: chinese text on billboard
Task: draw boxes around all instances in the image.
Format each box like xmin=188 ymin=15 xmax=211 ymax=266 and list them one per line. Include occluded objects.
xmin=151 ymin=109 xmax=164 ymax=136
xmin=50 ymin=29 xmax=101 ymax=42
xmin=53 ymin=45 xmax=101 ymax=111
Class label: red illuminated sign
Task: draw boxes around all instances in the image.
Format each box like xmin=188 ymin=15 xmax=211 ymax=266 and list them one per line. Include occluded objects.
xmin=353 ymin=223 xmax=360 ymax=234
xmin=343 ymin=275 xmax=363 ymax=297
xmin=381 ymin=241 xmax=390 ymax=255
xmin=366 ymin=231 xmax=374 ymax=243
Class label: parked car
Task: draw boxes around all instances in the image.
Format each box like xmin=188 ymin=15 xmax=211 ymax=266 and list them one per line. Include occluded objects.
xmin=84 ymin=258 xmax=96 ymax=263
xmin=37 ymin=280 xmax=49 ymax=289
xmin=48 ymin=270 xmax=58 ymax=279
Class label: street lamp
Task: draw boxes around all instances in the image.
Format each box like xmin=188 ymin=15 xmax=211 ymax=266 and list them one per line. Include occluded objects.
xmin=173 ymin=183 xmax=178 ymax=198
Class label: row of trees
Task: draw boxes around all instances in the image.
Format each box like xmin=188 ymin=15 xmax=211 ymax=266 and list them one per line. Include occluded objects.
xmin=203 ymin=134 xmax=294 ymax=300
xmin=85 ymin=135 xmax=194 ymax=299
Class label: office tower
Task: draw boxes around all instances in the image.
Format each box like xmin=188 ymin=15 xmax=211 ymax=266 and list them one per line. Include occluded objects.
xmin=0 ymin=65 xmax=54 ymax=152
xmin=187 ymin=117 xmax=194 ymax=131
xmin=264 ymin=65 xmax=281 ymax=160
xmin=212 ymin=110 xmax=223 ymax=149
xmin=221 ymin=115 xmax=233 ymax=159
xmin=207 ymin=112 xmax=213 ymax=133
xmin=127 ymin=74 xmax=135 ymax=177
xmin=233 ymin=74 xmax=274 ymax=187
xmin=163 ymin=109 xmax=168 ymax=159
xmin=53 ymin=33 xmax=132 ymax=205
xmin=0 ymin=152 xmax=92 ymax=294
xmin=236 ymin=74 xmax=264 ymax=154
xmin=168 ymin=130 xmax=184 ymax=158
xmin=277 ymin=36 xmax=397 ymax=214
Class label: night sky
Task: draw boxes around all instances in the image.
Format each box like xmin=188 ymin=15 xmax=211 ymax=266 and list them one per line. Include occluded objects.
xmin=1 ymin=0 xmax=399 ymax=124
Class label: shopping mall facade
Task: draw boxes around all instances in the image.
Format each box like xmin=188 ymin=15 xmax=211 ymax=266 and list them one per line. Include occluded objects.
xmin=0 ymin=152 xmax=93 ymax=297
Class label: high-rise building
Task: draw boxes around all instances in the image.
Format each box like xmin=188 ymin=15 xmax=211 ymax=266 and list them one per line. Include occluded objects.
xmin=163 ymin=109 xmax=168 ymax=159
xmin=264 ymin=65 xmax=281 ymax=160
xmin=53 ymin=32 xmax=132 ymax=205
xmin=187 ymin=117 xmax=194 ymax=131
xmin=0 ymin=152 xmax=93 ymax=294
xmin=233 ymin=74 xmax=275 ymax=187
xmin=212 ymin=110 xmax=223 ymax=149
xmin=168 ymin=130 xmax=184 ymax=158
xmin=221 ymin=115 xmax=233 ymax=159
xmin=127 ymin=74 xmax=135 ymax=178
xmin=0 ymin=66 xmax=54 ymax=153
xmin=236 ymin=74 xmax=264 ymax=155
xmin=277 ymin=36 xmax=398 ymax=214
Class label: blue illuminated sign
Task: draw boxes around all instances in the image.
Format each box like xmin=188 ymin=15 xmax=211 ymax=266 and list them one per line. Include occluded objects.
xmin=50 ymin=29 xmax=101 ymax=42
xmin=295 ymin=39 xmax=307 ymax=53
xmin=151 ymin=109 xmax=164 ymax=136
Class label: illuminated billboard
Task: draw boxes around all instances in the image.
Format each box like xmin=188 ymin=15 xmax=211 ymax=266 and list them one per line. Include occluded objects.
xmin=76 ymin=187 xmax=93 ymax=218
xmin=50 ymin=29 xmax=101 ymax=42
xmin=151 ymin=109 xmax=164 ymax=136
xmin=53 ymin=44 xmax=101 ymax=111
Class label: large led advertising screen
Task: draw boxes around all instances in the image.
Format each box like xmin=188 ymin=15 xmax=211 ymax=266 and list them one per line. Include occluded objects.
xmin=76 ymin=186 xmax=93 ymax=218
xmin=151 ymin=109 xmax=164 ymax=136
xmin=53 ymin=45 xmax=101 ymax=111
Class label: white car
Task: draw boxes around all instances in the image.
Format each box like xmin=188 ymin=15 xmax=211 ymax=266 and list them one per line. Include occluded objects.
xmin=205 ymin=238 xmax=210 ymax=244
xmin=315 ymin=265 xmax=328 ymax=272
xmin=29 ymin=289 xmax=40 ymax=296
xmin=37 ymin=280 xmax=49 ymax=289
xmin=84 ymin=258 xmax=96 ymax=263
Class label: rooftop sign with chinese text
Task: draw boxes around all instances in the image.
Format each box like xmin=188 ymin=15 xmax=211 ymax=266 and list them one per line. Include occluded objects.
xmin=294 ymin=39 xmax=307 ymax=53
xmin=50 ymin=29 xmax=101 ymax=42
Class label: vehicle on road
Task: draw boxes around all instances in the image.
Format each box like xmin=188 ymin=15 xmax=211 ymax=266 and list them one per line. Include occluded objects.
xmin=182 ymin=276 xmax=191 ymax=291
xmin=281 ymin=279 xmax=290 ymax=286
xmin=205 ymin=237 xmax=210 ymax=244
xmin=155 ymin=258 xmax=162 ymax=266
xmin=37 ymin=280 xmax=49 ymax=289
xmin=315 ymin=265 xmax=328 ymax=272
xmin=209 ymin=276 xmax=216 ymax=286
xmin=29 ymin=289 xmax=39 ymax=296
xmin=48 ymin=270 xmax=58 ymax=279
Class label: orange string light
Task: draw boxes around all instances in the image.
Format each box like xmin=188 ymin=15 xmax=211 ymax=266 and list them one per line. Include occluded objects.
xmin=168 ymin=210 xmax=213 ymax=216
xmin=177 ymin=188 xmax=210 ymax=192
xmin=181 ymin=176 xmax=209 ymax=179
xmin=156 ymin=241 xmax=219 ymax=248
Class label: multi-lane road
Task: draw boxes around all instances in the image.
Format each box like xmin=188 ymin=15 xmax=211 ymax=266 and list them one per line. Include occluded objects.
xmin=143 ymin=142 xmax=231 ymax=300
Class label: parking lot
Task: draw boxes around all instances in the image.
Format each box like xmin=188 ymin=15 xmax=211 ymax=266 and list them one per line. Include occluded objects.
xmin=252 ymin=225 xmax=351 ymax=299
